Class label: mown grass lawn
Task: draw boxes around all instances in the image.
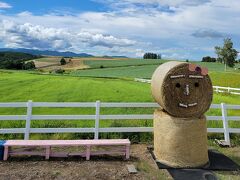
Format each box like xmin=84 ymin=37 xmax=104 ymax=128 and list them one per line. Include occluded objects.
xmin=0 ymin=70 xmax=239 ymax=141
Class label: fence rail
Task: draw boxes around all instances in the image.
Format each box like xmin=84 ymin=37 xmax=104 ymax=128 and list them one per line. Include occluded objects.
xmin=134 ymin=78 xmax=240 ymax=95
xmin=0 ymin=101 xmax=239 ymax=145
xmin=214 ymin=86 xmax=240 ymax=95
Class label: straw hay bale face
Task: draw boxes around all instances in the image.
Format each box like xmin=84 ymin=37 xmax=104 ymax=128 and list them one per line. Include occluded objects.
xmin=151 ymin=62 xmax=213 ymax=118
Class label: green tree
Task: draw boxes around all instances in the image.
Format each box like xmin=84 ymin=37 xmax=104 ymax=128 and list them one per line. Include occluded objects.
xmin=143 ymin=52 xmax=159 ymax=59
xmin=0 ymin=52 xmax=40 ymax=70
xmin=23 ymin=61 xmax=35 ymax=70
xmin=60 ymin=57 xmax=66 ymax=65
xmin=215 ymin=38 xmax=238 ymax=71
xmin=202 ymin=56 xmax=216 ymax=62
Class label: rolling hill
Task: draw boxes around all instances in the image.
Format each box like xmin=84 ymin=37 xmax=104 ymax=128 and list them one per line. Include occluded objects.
xmin=0 ymin=48 xmax=93 ymax=57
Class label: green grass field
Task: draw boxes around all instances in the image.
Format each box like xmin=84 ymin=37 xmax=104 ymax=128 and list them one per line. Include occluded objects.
xmin=69 ymin=68 xmax=240 ymax=87
xmin=0 ymin=70 xmax=239 ymax=142
xmin=83 ymin=59 xmax=167 ymax=69
xmin=70 ymin=64 xmax=159 ymax=79
xmin=1 ymin=58 xmax=240 ymax=141
xmin=68 ymin=60 xmax=240 ymax=87
xmin=82 ymin=58 xmax=240 ymax=72
xmin=34 ymin=57 xmax=240 ymax=87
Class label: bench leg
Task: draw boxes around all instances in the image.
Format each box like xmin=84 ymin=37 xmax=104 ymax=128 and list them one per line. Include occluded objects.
xmin=86 ymin=145 xmax=90 ymax=160
xmin=45 ymin=146 xmax=51 ymax=160
xmin=3 ymin=146 xmax=9 ymax=161
xmin=126 ymin=145 xmax=130 ymax=160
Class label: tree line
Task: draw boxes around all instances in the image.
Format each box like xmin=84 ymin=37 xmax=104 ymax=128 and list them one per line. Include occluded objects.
xmin=202 ymin=56 xmax=216 ymax=62
xmin=143 ymin=52 xmax=161 ymax=59
xmin=0 ymin=52 xmax=39 ymax=70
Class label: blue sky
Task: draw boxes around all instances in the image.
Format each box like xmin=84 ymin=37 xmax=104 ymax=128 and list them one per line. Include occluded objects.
xmin=0 ymin=0 xmax=239 ymax=60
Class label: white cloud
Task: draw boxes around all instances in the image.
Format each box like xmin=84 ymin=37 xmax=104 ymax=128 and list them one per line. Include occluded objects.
xmin=162 ymin=52 xmax=189 ymax=60
xmin=17 ymin=11 xmax=33 ymax=17
xmin=135 ymin=49 xmax=145 ymax=57
xmin=0 ymin=20 xmax=137 ymax=52
xmin=76 ymin=31 xmax=136 ymax=48
xmin=95 ymin=0 xmax=209 ymax=6
xmin=153 ymin=0 xmax=210 ymax=6
xmin=0 ymin=1 xmax=11 ymax=9
xmin=0 ymin=0 xmax=239 ymax=59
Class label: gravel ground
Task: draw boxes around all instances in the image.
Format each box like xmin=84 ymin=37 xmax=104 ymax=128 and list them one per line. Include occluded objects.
xmin=0 ymin=144 xmax=170 ymax=180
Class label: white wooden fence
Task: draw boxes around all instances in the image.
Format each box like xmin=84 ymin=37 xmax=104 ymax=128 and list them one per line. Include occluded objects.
xmin=214 ymin=86 xmax=240 ymax=95
xmin=134 ymin=78 xmax=240 ymax=95
xmin=0 ymin=101 xmax=239 ymax=145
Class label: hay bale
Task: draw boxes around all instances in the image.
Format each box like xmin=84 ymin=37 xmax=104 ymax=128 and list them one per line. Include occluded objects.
xmin=151 ymin=61 xmax=213 ymax=118
xmin=154 ymin=109 xmax=209 ymax=168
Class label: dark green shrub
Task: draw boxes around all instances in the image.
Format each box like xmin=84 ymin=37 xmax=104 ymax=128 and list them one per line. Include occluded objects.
xmin=23 ymin=61 xmax=36 ymax=70
xmin=60 ymin=58 xmax=66 ymax=65
xmin=53 ymin=69 xmax=65 ymax=74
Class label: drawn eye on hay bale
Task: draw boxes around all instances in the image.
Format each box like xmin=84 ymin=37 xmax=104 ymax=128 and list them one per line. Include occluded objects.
xmin=151 ymin=61 xmax=213 ymax=168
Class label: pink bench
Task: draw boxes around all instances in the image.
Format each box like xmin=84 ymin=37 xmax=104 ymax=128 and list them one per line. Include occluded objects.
xmin=3 ymin=139 xmax=130 ymax=161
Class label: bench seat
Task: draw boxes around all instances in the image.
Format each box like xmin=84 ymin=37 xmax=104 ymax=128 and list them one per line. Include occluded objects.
xmin=3 ymin=139 xmax=130 ymax=161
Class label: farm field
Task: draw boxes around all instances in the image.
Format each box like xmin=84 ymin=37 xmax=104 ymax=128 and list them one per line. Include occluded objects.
xmin=33 ymin=57 xmax=89 ymax=71
xmin=35 ymin=57 xmax=240 ymax=68
xmin=82 ymin=59 xmax=168 ymax=68
xmin=0 ymin=70 xmax=239 ymax=142
xmin=33 ymin=57 xmax=167 ymax=71
xmin=81 ymin=60 xmax=240 ymax=73
xmin=70 ymin=67 xmax=240 ymax=87
xmin=34 ymin=57 xmax=240 ymax=71
xmin=67 ymin=59 xmax=240 ymax=87
xmin=33 ymin=57 xmax=240 ymax=88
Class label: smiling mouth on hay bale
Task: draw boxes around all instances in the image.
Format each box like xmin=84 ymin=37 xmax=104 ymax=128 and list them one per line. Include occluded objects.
xmin=179 ymin=102 xmax=198 ymax=108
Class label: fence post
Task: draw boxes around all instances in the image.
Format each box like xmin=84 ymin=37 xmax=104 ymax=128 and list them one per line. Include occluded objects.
xmin=228 ymin=87 xmax=230 ymax=94
xmin=24 ymin=100 xmax=33 ymax=140
xmin=221 ymin=103 xmax=230 ymax=146
xmin=215 ymin=86 xmax=218 ymax=93
xmin=94 ymin=100 xmax=101 ymax=139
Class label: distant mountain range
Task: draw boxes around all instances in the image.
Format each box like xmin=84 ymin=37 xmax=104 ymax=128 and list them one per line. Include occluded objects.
xmin=0 ymin=48 xmax=93 ymax=57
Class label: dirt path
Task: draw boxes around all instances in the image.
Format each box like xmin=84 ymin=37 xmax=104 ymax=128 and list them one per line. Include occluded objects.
xmin=0 ymin=144 xmax=170 ymax=180
xmin=1 ymin=144 xmax=239 ymax=179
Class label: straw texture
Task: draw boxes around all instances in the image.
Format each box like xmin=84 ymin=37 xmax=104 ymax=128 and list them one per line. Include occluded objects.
xmin=154 ymin=109 xmax=209 ymax=168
